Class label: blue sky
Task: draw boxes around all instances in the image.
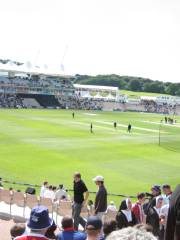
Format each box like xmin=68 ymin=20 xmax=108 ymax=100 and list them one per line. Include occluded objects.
xmin=0 ymin=0 xmax=180 ymax=82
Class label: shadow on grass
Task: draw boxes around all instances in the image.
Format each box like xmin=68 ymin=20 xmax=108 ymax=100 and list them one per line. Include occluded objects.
xmin=159 ymin=144 xmax=180 ymax=153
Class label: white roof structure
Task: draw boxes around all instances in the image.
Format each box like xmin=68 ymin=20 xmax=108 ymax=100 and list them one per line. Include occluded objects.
xmin=74 ymin=84 xmax=119 ymax=101
xmin=74 ymin=84 xmax=118 ymax=92
xmin=0 ymin=62 xmax=72 ymax=78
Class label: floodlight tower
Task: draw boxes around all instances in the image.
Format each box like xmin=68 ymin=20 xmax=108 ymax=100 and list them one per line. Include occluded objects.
xmin=60 ymin=45 xmax=68 ymax=72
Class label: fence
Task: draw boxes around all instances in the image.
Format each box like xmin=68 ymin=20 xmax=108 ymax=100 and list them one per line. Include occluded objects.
xmin=1 ymin=179 xmax=137 ymax=199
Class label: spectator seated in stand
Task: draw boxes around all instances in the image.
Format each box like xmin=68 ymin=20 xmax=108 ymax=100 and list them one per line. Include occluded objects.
xmin=116 ymin=198 xmax=137 ymax=229
xmin=40 ymin=181 xmax=48 ymax=198
xmin=54 ymin=184 xmax=68 ymax=201
xmin=86 ymin=216 xmax=103 ymax=240
xmin=107 ymin=201 xmax=117 ymax=212
xmin=57 ymin=216 xmax=86 ymax=240
xmin=132 ymin=193 xmax=146 ymax=224
xmin=43 ymin=185 xmax=55 ymax=200
xmin=10 ymin=223 xmax=26 ymax=239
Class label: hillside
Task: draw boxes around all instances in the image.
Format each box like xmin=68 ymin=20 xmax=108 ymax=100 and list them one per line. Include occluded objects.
xmin=74 ymin=74 xmax=180 ymax=97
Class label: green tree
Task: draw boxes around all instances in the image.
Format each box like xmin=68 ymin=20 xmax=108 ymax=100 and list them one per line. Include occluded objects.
xmin=128 ymin=79 xmax=142 ymax=91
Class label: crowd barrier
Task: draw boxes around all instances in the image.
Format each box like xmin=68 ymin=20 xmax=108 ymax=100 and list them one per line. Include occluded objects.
xmin=1 ymin=179 xmax=137 ymax=199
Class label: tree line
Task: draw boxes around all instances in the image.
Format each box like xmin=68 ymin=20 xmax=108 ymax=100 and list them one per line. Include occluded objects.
xmin=74 ymin=74 xmax=180 ymax=96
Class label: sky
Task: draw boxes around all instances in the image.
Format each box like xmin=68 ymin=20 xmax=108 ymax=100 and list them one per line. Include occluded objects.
xmin=0 ymin=0 xmax=180 ymax=82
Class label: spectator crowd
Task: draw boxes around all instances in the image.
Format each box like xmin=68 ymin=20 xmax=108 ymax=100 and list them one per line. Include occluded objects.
xmin=141 ymin=99 xmax=177 ymax=115
xmin=1 ymin=173 xmax=180 ymax=240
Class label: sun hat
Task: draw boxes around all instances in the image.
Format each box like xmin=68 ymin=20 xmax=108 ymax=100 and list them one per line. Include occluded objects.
xmin=92 ymin=176 xmax=104 ymax=182
xmin=27 ymin=205 xmax=53 ymax=230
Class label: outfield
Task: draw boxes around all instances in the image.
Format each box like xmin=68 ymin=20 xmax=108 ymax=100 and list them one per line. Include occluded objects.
xmin=120 ymin=90 xmax=171 ymax=99
xmin=0 ymin=109 xmax=180 ymax=200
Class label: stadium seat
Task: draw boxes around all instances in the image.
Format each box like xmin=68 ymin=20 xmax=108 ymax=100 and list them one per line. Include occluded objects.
xmin=39 ymin=197 xmax=54 ymax=218
xmin=25 ymin=193 xmax=39 ymax=209
xmin=12 ymin=192 xmax=26 ymax=217
xmin=56 ymin=201 xmax=72 ymax=223
xmin=0 ymin=212 xmax=12 ymax=221
xmin=0 ymin=189 xmax=13 ymax=216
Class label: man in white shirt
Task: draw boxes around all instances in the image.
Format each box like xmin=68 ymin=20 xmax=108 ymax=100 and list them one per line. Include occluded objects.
xmin=40 ymin=181 xmax=48 ymax=198
xmin=43 ymin=185 xmax=55 ymax=200
xmin=54 ymin=184 xmax=68 ymax=201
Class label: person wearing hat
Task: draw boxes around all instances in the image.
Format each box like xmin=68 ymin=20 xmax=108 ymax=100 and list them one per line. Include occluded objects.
xmin=86 ymin=216 xmax=103 ymax=240
xmin=93 ymin=175 xmax=107 ymax=220
xmin=15 ymin=205 xmax=53 ymax=240
xmin=144 ymin=185 xmax=161 ymax=215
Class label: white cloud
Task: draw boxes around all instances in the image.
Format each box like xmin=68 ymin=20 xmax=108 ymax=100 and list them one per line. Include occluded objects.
xmin=0 ymin=0 xmax=180 ymax=82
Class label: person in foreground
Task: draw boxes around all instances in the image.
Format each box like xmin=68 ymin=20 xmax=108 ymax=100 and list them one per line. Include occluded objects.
xmin=106 ymin=226 xmax=157 ymax=240
xmin=57 ymin=216 xmax=86 ymax=240
xmin=15 ymin=205 xmax=53 ymax=240
xmin=165 ymin=184 xmax=180 ymax=240
xmin=86 ymin=216 xmax=103 ymax=240
xmin=10 ymin=223 xmax=26 ymax=239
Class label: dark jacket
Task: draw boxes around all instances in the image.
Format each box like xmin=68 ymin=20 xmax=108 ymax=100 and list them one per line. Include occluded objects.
xmin=73 ymin=180 xmax=88 ymax=204
xmin=95 ymin=185 xmax=107 ymax=214
xmin=144 ymin=195 xmax=160 ymax=215
xmin=165 ymin=184 xmax=180 ymax=240
xmin=146 ymin=207 xmax=160 ymax=237
xmin=116 ymin=211 xmax=137 ymax=229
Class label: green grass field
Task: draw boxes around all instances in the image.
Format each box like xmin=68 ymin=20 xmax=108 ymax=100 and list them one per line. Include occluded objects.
xmin=0 ymin=109 xmax=180 ymax=201
xmin=120 ymin=90 xmax=171 ymax=99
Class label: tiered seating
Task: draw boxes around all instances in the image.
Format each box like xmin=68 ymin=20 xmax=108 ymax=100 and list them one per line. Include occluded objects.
xmin=0 ymin=189 xmax=89 ymax=226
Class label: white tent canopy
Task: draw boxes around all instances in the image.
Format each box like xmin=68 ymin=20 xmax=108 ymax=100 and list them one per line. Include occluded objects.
xmin=74 ymin=84 xmax=119 ymax=101
xmin=74 ymin=84 xmax=118 ymax=91
xmin=0 ymin=62 xmax=72 ymax=78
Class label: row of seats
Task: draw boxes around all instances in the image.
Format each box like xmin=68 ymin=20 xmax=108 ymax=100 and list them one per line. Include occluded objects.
xmin=0 ymin=189 xmax=117 ymax=224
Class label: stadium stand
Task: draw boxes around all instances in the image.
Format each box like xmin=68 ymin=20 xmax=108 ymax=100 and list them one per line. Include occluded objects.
xmin=0 ymin=68 xmax=180 ymax=114
xmin=22 ymin=98 xmax=41 ymax=108
xmin=0 ymin=179 xmax=178 ymax=240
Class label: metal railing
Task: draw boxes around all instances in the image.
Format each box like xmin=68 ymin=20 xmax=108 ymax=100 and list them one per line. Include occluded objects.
xmin=1 ymin=179 xmax=137 ymax=199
